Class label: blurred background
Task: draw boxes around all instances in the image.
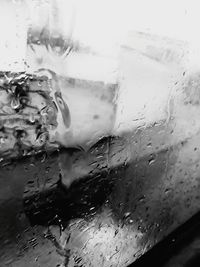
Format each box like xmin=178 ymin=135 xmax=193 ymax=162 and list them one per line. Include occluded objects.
xmin=1 ymin=1 xmax=200 ymax=267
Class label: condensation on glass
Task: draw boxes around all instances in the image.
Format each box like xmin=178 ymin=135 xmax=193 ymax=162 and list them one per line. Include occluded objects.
xmin=1 ymin=1 xmax=200 ymax=267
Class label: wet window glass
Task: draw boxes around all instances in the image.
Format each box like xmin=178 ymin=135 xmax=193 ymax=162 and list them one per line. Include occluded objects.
xmin=0 ymin=1 xmax=200 ymax=266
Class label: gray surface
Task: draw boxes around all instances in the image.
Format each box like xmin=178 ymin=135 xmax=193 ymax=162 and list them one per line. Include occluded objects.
xmin=1 ymin=117 xmax=200 ymax=266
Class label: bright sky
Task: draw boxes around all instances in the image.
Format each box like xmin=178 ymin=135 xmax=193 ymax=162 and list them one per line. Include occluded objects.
xmin=0 ymin=0 xmax=199 ymax=70
xmin=74 ymin=0 xmax=199 ymax=56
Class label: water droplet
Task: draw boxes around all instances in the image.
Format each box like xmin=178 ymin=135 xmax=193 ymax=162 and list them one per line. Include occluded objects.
xmin=123 ymin=212 xmax=131 ymax=219
xmin=138 ymin=195 xmax=146 ymax=202
xmin=128 ymin=219 xmax=134 ymax=224
xmin=29 ymin=113 xmax=35 ymax=123
xmin=155 ymin=223 xmax=160 ymax=228
xmin=0 ymin=136 xmax=5 ymax=144
xmin=37 ymin=132 xmax=48 ymax=145
xmin=11 ymin=98 xmax=20 ymax=109
xmin=38 ymin=80 xmax=42 ymax=87
xmin=148 ymin=155 xmax=156 ymax=165
xmin=40 ymin=107 xmax=48 ymax=116
xmin=28 ymin=237 xmax=38 ymax=248
xmin=39 ymin=152 xmax=47 ymax=162
xmin=165 ymin=188 xmax=171 ymax=194
xmin=134 ymin=250 xmax=143 ymax=258
xmin=55 ymin=92 xmax=71 ymax=128
xmin=46 ymin=106 xmax=54 ymax=116
xmin=45 ymin=166 xmax=50 ymax=173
